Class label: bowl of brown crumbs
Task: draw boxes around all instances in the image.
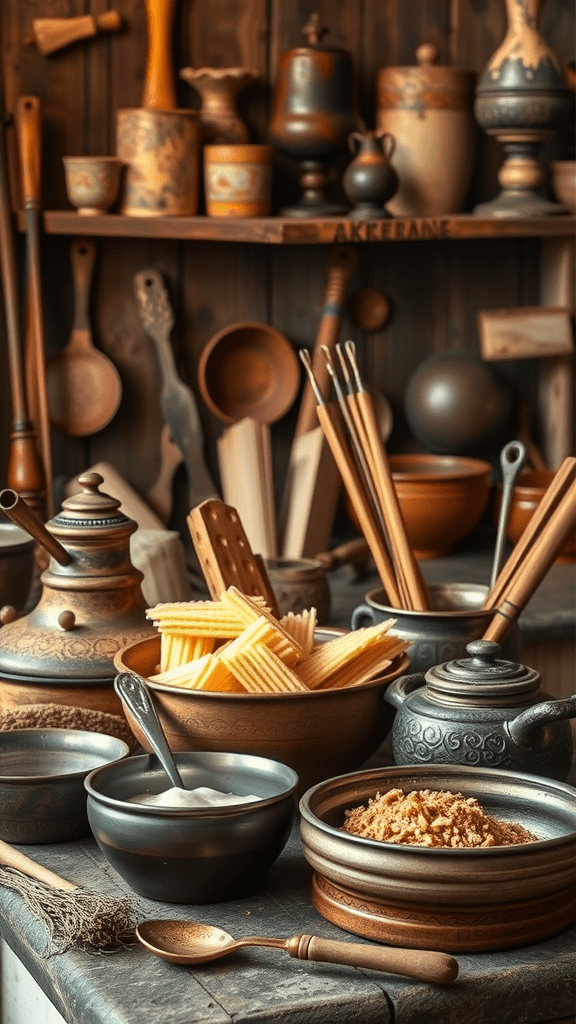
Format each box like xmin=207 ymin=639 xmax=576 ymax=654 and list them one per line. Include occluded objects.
xmin=299 ymin=763 xmax=576 ymax=953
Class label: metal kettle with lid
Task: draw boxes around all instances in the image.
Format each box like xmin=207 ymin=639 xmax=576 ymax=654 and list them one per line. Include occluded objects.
xmin=385 ymin=640 xmax=576 ymax=781
xmin=0 ymin=472 xmax=157 ymax=685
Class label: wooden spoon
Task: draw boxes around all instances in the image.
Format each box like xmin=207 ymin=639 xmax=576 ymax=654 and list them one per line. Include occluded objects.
xmin=136 ymin=918 xmax=459 ymax=984
xmin=46 ymin=238 xmax=122 ymax=436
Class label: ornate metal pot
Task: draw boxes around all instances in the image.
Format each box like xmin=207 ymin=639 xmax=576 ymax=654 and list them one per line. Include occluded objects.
xmin=385 ymin=639 xmax=576 ymax=781
xmin=0 ymin=472 xmax=157 ymax=715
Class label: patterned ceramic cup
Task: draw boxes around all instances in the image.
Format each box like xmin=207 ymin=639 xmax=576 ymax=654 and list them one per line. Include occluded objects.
xmin=63 ymin=156 xmax=123 ymax=215
xmin=204 ymin=144 xmax=273 ymax=216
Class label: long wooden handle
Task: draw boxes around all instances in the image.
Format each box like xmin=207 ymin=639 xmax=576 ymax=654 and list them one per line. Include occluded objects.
xmin=353 ymin=389 xmax=430 ymax=611
xmin=16 ymin=95 xmax=53 ymax=518
xmin=484 ymin=456 xmax=576 ymax=609
xmin=0 ymin=838 xmax=77 ymax=892
xmin=70 ymin=237 xmax=96 ymax=337
xmin=287 ymin=934 xmax=459 ymax=984
xmin=316 ymin=403 xmax=401 ymax=605
xmin=142 ymin=0 xmax=177 ymax=109
xmin=483 ymin=477 xmax=576 ymax=643
xmin=294 ymin=248 xmax=357 ymax=439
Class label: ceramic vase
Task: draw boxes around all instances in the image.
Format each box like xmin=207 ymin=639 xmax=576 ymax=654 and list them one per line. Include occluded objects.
xmin=179 ymin=66 xmax=259 ymax=143
xmin=474 ymin=0 xmax=572 ymax=216
xmin=342 ymin=130 xmax=399 ymax=219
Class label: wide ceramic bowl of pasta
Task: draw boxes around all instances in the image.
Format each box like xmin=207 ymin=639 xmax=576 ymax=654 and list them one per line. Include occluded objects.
xmin=113 ymin=586 xmax=410 ymax=796
xmin=299 ymin=763 xmax=576 ymax=952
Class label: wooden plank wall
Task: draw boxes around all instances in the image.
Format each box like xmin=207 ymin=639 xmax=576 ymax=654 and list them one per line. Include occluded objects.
xmin=0 ymin=0 xmax=574 ymax=536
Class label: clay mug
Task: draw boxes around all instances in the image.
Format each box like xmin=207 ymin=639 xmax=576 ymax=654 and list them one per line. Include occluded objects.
xmin=204 ymin=143 xmax=273 ymax=217
xmin=63 ymin=156 xmax=123 ymax=215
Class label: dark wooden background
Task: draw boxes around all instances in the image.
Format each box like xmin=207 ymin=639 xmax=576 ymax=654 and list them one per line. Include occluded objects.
xmin=0 ymin=0 xmax=574 ymax=538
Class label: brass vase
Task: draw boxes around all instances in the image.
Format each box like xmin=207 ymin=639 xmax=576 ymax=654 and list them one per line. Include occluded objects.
xmin=474 ymin=0 xmax=572 ymax=216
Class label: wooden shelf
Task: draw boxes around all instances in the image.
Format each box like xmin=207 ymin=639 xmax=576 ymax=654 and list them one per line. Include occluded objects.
xmin=21 ymin=210 xmax=576 ymax=244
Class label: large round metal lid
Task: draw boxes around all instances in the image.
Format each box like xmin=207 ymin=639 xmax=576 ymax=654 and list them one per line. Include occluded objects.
xmin=424 ymin=640 xmax=541 ymax=706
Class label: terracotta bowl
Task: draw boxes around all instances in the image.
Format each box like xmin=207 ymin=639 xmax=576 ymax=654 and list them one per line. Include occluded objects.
xmin=299 ymin=763 xmax=576 ymax=952
xmin=62 ymin=156 xmax=123 ymax=215
xmin=345 ymin=453 xmax=492 ymax=558
xmin=197 ymin=321 xmax=300 ymax=424
xmin=495 ymin=468 xmax=576 ymax=564
xmin=113 ymin=631 xmax=410 ymax=797
xmin=550 ymin=160 xmax=576 ymax=213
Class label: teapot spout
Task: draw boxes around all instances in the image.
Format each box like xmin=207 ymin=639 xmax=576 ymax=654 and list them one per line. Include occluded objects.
xmin=508 ymin=696 xmax=576 ymax=748
xmin=0 ymin=489 xmax=71 ymax=566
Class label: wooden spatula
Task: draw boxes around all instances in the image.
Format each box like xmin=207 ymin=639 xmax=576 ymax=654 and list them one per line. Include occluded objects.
xmin=188 ymin=498 xmax=279 ymax=616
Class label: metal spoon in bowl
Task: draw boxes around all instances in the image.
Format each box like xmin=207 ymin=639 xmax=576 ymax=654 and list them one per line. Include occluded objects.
xmin=136 ymin=919 xmax=459 ymax=985
xmin=114 ymin=672 xmax=187 ymax=790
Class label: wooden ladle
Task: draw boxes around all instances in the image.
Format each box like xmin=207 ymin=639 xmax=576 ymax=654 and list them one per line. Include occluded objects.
xmin=136 ymin=919 xmax=459 ymax=984
xmin=46 ymin=238 xmax=122 ymax=436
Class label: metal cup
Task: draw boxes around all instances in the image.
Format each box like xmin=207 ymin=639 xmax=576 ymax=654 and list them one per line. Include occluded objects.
xmin=351 ymin=582 xmax=520 ymax=674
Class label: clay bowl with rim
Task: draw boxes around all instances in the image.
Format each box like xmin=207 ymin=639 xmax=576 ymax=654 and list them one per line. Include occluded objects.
xmin=197 ymin=321 xmax=300 ymax=424
xmin=113 ymin=630 xmax=410 ymax=797
xmin=494 ymin=468 xmax=575 ymax=564
xmin=345 ymin=453 xmax=492 ymax=558
xmin=85 ymin=749 xmax=298 ymax=903
xmin=299 ymin=763 xmax=576 ymax=953
xmin=0 ymin=727 xmax=129 ymax=844
xmin=390 ymin=453 xmax=492 ymax=558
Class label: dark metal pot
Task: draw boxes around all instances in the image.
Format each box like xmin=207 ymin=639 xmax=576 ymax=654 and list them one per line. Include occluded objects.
xmin=385 ymin=639 xmax=576 ymax=781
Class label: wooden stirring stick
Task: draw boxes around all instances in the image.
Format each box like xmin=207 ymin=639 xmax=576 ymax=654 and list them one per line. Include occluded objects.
xmin=341 ymin=341 xmax=430 ymax=611
xmin=484 ymin=455 xmax=576 ymax=610
xmin=483 ymin=476 xmax=576 ymax=644
xmin=300 ymin=351 xmax=402 ymax=606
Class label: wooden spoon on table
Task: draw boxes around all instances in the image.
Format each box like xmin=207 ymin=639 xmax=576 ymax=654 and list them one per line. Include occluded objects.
xmin=46 ymin=239 xmax=122 ymax=437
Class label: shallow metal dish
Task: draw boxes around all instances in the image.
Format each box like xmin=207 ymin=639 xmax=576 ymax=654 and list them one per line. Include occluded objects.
xmin=85 ymin=750 xmax=298 ymax=904
xmin=0 ymin=727 xmax=130 ymax=843
xmin=299 ymin=764 xmax=576 ymax=952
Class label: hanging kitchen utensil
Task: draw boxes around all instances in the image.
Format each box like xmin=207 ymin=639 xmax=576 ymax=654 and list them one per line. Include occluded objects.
xmin=27 ymin=11 xmax=122 ymax=56
xmin=134 ymin=269 xmax=217 ymax=511
xmin=0 ymin=67 xmax=45 ymax=515
xmin=490 ymin=439 xmax=526 ymax=588
xmin=46 ymin=239 xmax=122 ymax=436
xmin=279 ymin=248 xmax=357 ymax=559
xmin=16 ymin=95 xmax=53 ymax=517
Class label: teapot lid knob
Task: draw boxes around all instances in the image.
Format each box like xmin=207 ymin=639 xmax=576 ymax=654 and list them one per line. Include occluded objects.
xmin=466 ymin=640 xmax=501 ymax=663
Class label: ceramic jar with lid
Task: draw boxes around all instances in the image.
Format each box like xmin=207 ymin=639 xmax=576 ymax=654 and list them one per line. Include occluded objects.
xmin=376 ymin=43 xmax=477 ymax=216
xmin=385 ymin=639 xmax=576 ymax=781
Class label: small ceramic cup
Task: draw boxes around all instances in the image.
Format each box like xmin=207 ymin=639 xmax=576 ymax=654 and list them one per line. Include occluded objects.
xmin=63 ymin=156 xmax=123 ymax=215
xmin=204 ymin=143 xmax=273 ymax=216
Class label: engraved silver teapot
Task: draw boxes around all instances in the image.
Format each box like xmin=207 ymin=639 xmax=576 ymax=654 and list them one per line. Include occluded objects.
xmin=385 ymin=640 xmax=576 ymax=782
